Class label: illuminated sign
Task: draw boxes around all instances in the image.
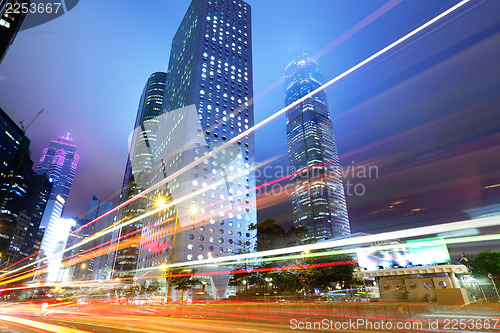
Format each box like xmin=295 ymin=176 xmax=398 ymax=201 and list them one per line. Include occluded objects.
xmin=357 ymin=237 xmax=450 ymax=271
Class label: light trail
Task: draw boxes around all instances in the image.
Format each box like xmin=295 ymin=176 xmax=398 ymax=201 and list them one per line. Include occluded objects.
xmin=311 ymin=0 xmax=403 ymax=61
xmin=132 ymin=232 xmax=500 ymax=276
xmin=132 ymin=260 xmax=357 ymax=281
xmin=134 ymin=215 xmax=500 ymax=273
xmin=0 ymin=0 xmax=472 ymax=282
xmin=0 ymin=315 xmax=92 ymax=333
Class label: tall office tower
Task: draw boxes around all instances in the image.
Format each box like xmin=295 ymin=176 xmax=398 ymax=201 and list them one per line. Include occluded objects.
xmin=36 ymin=133 xmax=78 ymax=202
xmin=37 ymin=133 xmax=78 ymax=230
xmin=34 ymin=134 xmax=78 ymax=281
xmin=6 ymin=174 xmax=52 ymax=264
xmin=285 ymin=53 xmax=350 ymax=243
xmin=66 ymin=217 xmax=95 ymax=282
xmin=0 ymin=107 xmax=32 ymax=255
xmin=34 ymin=216 xmax=75 ymax=282
xmin=136 ymin=0 xmax=256 ymax=300
xmin=82 ymin=196 xmax=112 ymax=281
xmin=110 ymin=72 xmax=167 ymax=279
xmin=0 ymin=0 xmax=30 ymax=64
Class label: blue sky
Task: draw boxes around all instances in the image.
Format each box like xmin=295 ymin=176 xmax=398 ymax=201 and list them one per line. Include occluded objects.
xmin=0 ymin=0 xmax=499 ymax=234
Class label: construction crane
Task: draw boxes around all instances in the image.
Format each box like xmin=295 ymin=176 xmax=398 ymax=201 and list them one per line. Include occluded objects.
xmin=20 ymin=108 xmax=44 ymax=133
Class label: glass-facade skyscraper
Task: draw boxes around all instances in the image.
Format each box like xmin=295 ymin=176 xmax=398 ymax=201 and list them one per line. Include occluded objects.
xmin=0 ymin=107 xmax=31 ymax=255
xmin=135 ymin=0 xmax=256 ymax=300
xmin=285 ymin=53 xmax=350 ymax=243
xmin=111 ymin=72 xmax=167 ymax=279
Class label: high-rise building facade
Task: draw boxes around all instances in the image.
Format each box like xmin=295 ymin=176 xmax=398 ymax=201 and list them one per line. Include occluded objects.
xmin=74 ymin=195 xmax=113 ymax=281
xmin=36 ymin=133 xmax=78 ymax=232
xmin=36 ymin=133 xmax=78 ymax=202
xmin=34 ymin=134 xmax=79 ymax=281
xmin=135 ymin=0 xmax=256 ymax=300
xmin=0 ymin=0 xmax=30 ymax=64
xmin=5 ymin=174 xmax=52 ymax=264
xmin=0 ymin=107 xmax=32 ymax=255
xmin=285 ymin=53 xmax=350 ymax=243
xmin=111 ymin=72 xmax=167 ymax=279
xmin=34 ymin=215 xmax=75 ymax=282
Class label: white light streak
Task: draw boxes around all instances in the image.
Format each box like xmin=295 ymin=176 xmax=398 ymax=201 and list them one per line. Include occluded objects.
xmin=136 ymin=215 xmax=500 ymax=273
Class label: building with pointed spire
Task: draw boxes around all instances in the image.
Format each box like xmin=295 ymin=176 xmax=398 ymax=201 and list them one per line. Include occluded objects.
xmin=285 ymin=53 xmax=350 ymax=243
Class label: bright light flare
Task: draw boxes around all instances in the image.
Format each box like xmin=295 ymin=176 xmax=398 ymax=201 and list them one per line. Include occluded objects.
xmin=155 ymin=197 xmax=167 ymax=208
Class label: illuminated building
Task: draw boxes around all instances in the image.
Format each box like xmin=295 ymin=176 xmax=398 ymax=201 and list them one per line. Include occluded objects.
xmin=35 ymin=133 xmax=78 ymax=251
xmin=0 ymin=107 xmax=32 ymax=256
xmin=110 ymin=72 xmax=167 ymax=279
xmin=36 ymin=133 xmax=78 ymax=202
xmin=5 ymin=174 xmax=52 ymax=264
xmin=136 ymin=0 xmax=256 ymax=300
xmin=0 ymin=0 xmax=30 ymax=64
xmin=69 ymin=196 xmax=113 ymax=282
xmin=34 ymin=213 xmax=75 ymax=282
xmin=0 ymin=109 xmax=55 ymax=267
xmin=285 ymin=53 xmax=350 ymax=243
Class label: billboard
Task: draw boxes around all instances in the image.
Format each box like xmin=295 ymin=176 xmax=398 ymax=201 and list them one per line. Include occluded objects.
xmin=357 ymin=237 xmax=450 ymax=271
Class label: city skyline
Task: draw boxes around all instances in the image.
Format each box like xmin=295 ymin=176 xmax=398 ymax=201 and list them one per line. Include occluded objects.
xmin=0 ymin=0 xmax=498 ymax=236
xmin=0 ymin=0 xmax=499 ymax=327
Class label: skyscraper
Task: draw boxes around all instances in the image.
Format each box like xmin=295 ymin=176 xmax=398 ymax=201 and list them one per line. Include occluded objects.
xmin=34 ymin=215 xmax=75 ymax=282
xmin=0 ymin=0 xmax=30 ymax=64
xmin=135 ymin=0 xmax=256 ymax=300
xmin=64 ymin=196 xmax=113 ymax=282
xmin=5 ymin=174 xmax=52 ymax=264
xmin=285 ymin=53 xmax=350 ymax=243
xmin=34 ymin=134 xmax=79 ymax=281
xmin=36 ymin=133 xmax=78 ymax=230
xmin=36 ymin=133 xmax=78 ymax=203
xmin=86 ymin=196 xmax=113 ymax=281
xmin=110 ymin=72 xmax=167 ymax=279
xmin=0 ymin=107 xmax=32 ymax=255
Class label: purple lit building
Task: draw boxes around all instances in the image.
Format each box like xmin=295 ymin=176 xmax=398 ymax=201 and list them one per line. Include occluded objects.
xmin=34 ymin=133 xmax=79 ymax=282
xmin=37 ymin=133 xmax=78 ymax=234
xmin=36 ymin=133 xmax=79 ymax=204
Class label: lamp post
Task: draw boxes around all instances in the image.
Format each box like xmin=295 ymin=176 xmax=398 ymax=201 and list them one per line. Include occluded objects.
xmin=300 ymin=250 xmax=310 ymax=299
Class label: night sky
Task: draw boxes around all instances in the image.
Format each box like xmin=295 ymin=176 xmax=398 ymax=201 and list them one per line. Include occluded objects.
xmin=0 ymin=0 xmax=499 ymax=236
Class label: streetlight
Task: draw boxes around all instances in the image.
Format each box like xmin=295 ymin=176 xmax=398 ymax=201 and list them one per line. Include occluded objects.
xmin=155 ymin=197 xmax=167 ymax=209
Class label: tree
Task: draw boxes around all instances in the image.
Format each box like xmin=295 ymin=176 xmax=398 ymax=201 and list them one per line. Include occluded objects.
xmin=145 ymin=280 xmax=161 ymax=296
xmin=249 ymin=218 xmax=286 ymax=251
xmin=168 ymin=267 xmax=202 ymax=300
xmin=469 ymin=250 xmax=500 ymax=282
